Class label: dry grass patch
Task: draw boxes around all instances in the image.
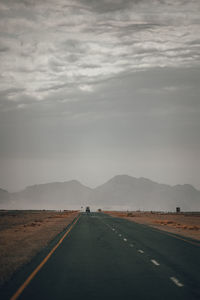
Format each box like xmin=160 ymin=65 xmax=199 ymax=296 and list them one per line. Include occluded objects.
xmin=104 ymin=211 xmax=200 ymax=241
xmin=0 ymin=210 xmax=79 ymax=286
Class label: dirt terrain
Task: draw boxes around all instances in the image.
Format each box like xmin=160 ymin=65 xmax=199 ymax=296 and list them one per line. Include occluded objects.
xmin=0 ymin=210 xmax=79 ymax=286
xmin=104 ymin=211 xmax=200 ymax=241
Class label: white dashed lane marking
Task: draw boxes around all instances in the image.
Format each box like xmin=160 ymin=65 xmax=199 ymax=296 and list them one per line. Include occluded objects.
xmin=170 ymin=277 xmax=184 ymax=287
xmin=151 ymin=259 xmax=160 ymax=266
xmin=103 ymin=221 xmax=185 ymax=290
xmin=138 ymin=250 xmax=144 ymax=254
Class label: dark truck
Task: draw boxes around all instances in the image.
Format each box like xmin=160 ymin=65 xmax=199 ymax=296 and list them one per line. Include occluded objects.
xmin=85 ymin=206 xmax=90 ymax=213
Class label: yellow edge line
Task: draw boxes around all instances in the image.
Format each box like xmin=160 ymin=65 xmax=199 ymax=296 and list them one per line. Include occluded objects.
xmin=10 ymin=214 xmax=80 ymax=300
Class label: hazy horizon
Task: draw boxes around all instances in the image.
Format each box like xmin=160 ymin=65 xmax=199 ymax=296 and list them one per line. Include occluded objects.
xmin=1 ymin=174 xmax=200 ymax=212
xmin=1 ymin=174 xmax=200 ymax=194
xmin=0 ymin=0 xmax=200 ymax=193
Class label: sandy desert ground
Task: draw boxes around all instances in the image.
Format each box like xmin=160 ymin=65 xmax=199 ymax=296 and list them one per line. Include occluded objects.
xmin=0 ymin=210 xmax=79 ymax=286
xmin=104 ymin=211 xmax=200 ymax=241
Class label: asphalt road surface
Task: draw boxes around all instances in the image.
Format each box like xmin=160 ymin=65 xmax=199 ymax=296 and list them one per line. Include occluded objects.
xmin=1 ymin=212 xmax=200 ymax=300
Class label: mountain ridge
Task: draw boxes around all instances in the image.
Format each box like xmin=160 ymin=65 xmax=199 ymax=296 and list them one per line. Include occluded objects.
xmin=0 ymin=175 xmax=200 ymax=211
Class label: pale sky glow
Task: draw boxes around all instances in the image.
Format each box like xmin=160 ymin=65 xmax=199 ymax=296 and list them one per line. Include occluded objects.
xmin=0 ymin=0 xmax=200 ymax=191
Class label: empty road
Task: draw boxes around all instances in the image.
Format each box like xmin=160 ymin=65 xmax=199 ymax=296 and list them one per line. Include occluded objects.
xmin=1 ymin=213 xmax=200 ymax=300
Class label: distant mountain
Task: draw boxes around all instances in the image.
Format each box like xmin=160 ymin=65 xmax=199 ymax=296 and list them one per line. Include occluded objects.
xmin=0 ymin=175 xmax=200 ymax=211
xmin=0 ymin=188 xmax=12 ymax=209
xmin=12 ymin=180 xmax=92 ymax=210
xmin=91 ymin=175 xmax=200 ymax=211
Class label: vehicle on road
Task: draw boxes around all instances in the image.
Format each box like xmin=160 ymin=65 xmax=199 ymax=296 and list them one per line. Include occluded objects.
xmin=85 ymin=206 xmax=90 ymax=213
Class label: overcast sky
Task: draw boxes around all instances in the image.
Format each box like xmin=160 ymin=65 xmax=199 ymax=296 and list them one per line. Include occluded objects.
xmin=0 ymin=0 xmax=200 ymax=192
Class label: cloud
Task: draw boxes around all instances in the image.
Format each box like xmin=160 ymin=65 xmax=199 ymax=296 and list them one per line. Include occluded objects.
xmin=0 ymin=46 xmax=9 ymax=52
xmin=0 ymin=0 xmax=199 ymax=109
xmin=79 ymin=84 xmax=93 ymax=92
